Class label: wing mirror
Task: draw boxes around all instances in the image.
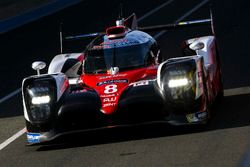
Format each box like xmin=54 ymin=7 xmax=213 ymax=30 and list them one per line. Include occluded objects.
xmin=189 ymin=41 xmax=205 ymax=51
xmin=32 ymin=61 xmax=46 ymax=75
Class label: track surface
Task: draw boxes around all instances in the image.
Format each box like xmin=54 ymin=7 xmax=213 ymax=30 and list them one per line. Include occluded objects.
xmin=1 ymin=0 xmax=250 ymax=166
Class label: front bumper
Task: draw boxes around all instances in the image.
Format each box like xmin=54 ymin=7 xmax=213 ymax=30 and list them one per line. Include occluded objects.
xmin=25 ymin=109 xmax=208 ymax=144
xmin=25 ymin=83 xmax=208 ymax=144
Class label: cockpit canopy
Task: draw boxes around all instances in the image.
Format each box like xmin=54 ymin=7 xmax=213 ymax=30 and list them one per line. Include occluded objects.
xmin=83 ymin=30 xmax=157 ymax=74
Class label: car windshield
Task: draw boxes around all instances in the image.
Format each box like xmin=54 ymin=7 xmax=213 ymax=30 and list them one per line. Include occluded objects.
xmin=84 ymin=42 xmax=150 ymax=74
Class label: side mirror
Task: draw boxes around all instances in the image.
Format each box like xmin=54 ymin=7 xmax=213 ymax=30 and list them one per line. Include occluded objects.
xmin=189 ymin=41 xmax=205 ymax=51
xmin=32 ymin=61 xmax=46 ymax=75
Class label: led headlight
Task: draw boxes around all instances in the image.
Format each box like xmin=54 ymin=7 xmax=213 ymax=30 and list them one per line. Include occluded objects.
xmin=31 ymin=95 xmax=51 ymax=105
xmin=24 ymin=78 xmax=56 ymax=123
xmin=168 ymin=78 xmax=188 ymax=88
xmin=28 ymin=87 xmax=51 ymax=105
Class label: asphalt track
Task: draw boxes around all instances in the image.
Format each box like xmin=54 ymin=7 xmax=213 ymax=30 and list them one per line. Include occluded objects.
xmin=1 ymin=0 xmax=250 ymax=166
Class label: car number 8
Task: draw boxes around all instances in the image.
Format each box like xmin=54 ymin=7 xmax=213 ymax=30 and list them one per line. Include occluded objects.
xmin=104 ymin=84 xmax=117 ymax=94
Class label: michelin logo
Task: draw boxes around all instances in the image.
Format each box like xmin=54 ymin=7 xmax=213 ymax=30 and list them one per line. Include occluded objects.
xmin=27 ymin=133 xmax=41 ymax=143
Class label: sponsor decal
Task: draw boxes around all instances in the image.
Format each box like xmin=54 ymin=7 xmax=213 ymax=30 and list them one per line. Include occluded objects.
xmin=97 ymin=79 xmax=128 ymax=86
xmin=101 ymin=39 xmax=140 ymax=47
xmin=99 ymin=74 xmax=127 ymax=79
xmin=27 ymin=133 xmax=41 ymax=143
xmin=103 ymin=97 xmax=117 ymax=102
xmin=92 ymin=45 xmax=111 ymax=50
xmin=196 ymin=112 xmax=207 ymax=119
xmin=186 ymin=111 xmax=207 ymax=123
xmin=100 ymin=94 xmax=116 ymax=98
xmin=92 ymin=39 xmax=140 ymax=50
xmin=131 ymin=80 xmax=149 ymax=87
xmin=103 ymin=103 xmax=116 ymax=107
xmin=101 ymin=38 xmax=128 ymax=45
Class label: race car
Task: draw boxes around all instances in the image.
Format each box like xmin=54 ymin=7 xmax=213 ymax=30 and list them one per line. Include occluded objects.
xmin=22 ymin=13 xmax=223 ymax=144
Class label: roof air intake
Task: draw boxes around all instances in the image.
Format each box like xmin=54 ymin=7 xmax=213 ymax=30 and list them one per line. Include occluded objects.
xmin=106 ymin=26 xmax=126 ymax=39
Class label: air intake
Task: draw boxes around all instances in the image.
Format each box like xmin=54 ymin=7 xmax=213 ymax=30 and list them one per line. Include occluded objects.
xmin=106 ymin=26 xmax=126 ymax=39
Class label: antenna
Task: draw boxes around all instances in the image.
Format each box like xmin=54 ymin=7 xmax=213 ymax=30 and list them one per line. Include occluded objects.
xmin=116 ymin=3 xmax=125 ymax=26
xmin=118 ymin=3 xmax=123 ymax=19
xmin=59 ymin=22 xmax=63 ymax=54
xmin=209 ymin=5 xmax=215 ymax=35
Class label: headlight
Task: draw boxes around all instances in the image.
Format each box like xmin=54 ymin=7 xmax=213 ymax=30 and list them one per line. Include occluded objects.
xmin=28 ymin=87 xmax=51 ymax=105
xmin=168 ymin=78 xmax=188 ymax=88
xmin=31 ymin=95 xmax=51 ymax=105
xmin=24 ymin=78 xmax=56 ymax=123
xmin=159 ymin=59 xmax=197 ymax=101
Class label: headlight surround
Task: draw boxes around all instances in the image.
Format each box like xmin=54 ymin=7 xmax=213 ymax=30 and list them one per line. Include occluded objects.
xmin=161 ymin=63 xmax=197 ymax=101
xmin=24 ymin=78 xmax=56 ymax=123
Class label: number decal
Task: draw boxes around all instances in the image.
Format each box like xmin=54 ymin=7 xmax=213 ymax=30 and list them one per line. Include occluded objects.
xmin=104 ymin=84 xmax=117 ymax=94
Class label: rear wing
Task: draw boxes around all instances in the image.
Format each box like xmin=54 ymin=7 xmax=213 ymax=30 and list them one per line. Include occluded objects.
xmin=60 ymin=13 xmax=213 ymax=53
xmin=138 ymin=19 xmax=211 ymax=32
xmin=64 ymin=18 xmax=211 ymax=41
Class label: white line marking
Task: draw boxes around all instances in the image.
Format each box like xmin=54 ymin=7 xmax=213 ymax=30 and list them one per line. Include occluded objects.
xmin=137 ymin=0 xmax=175 ymax=23
xmin=224 ymin=87 xmax=250 ymax=97
xmin=0 ymin=127 xmax=26 ymax=151
xmin=0 ymin=88 xmax=21 ymax=104
xmin=154 ymin=0 xmax=210 ymax=39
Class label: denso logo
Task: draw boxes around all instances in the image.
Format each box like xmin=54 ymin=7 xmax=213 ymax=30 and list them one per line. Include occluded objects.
xmin=103 ymin=103 xmax=116 ymax=107
xmin=103 ymin=97 xmax=117 ymax=102
xmin=99 ymin=74 xmax=127 ymax=79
